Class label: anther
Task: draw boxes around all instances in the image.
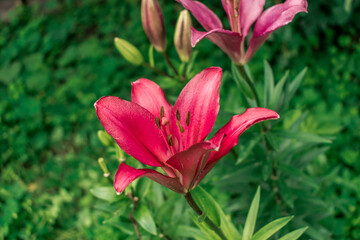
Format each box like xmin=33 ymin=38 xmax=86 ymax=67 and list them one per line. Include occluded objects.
xmin=176 ymin=120 xmax=184 ymax=133
xmin=155 ymin=117 xmax=161 ymax=129
xmin=186 ymin=111 xmax=190 ymax=126
xmin=167 ymin=134 xmax=174 ymax=146
xmin=176 ymin=109 xmax=181 ymax=121
xmin=160 ymin=106 xmax=164 ymax=118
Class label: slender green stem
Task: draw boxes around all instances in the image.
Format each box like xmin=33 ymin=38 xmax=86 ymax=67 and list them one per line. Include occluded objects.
xmin=143 ymin=62 xmax=174 ymax=78
xmin=162 ymin=52 xmax=179 ymax=76
xmin=237 ymin=65 xmax=261 ymax=107
xmin=184 ymin=192 xmax=227 ymax=240
xmin=127 ymin=193 xmax=142 ymax=240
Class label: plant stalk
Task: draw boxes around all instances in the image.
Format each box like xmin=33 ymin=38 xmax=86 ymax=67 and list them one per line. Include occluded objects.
xmin=143 ymin=62 xmax=174 ymax=78
xmin=184 ymin=192 xmax=227 ymax=240
xmin=162 ymin=52 xmax=179 ymax=76
xmin=127 ymin=193 xmax=142 ymax=240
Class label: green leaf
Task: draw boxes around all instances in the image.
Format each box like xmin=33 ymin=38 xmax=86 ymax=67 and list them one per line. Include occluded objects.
xmin=273 ymin=130 xmax=332 ymax=144
xmin=243 ymin=186 xmax=261 ymax=240
xmin=231 ymin=62 xmax=253 ymax=99
xmin=263 ymin=60 xmax=274 ymax=107
xmin=279 ymin=227 xmax=308 ymax=240
xmin=269 ymin=70 xmax=289 ymax=110
xmin=191 ymin=187 xmax=242 ymax=240
xmin=174 ymin=225 xmax=208 ymax=240
xmin=251 ymin=216 xmax=293 ymax=240
xmin=135 ymin=177 xmax=151 ymax=199
xmin=133 ymin=203 xmax=157 ymax=235
xmin=287 ymin=67 xmax=307 ymax=102
xmin=191 ymin=187 xmax=221 ymax=226
xmin=90 ymin=187 xmax=120 ymax=202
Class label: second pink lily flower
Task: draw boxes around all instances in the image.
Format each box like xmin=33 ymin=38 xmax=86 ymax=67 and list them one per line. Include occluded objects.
xmin=176 ymin=0 xmax=308 ymax=64
xmin=95 ymin=67 xmax=279 ymax=194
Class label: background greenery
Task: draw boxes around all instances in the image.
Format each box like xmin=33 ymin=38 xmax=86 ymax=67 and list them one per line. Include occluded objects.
xmin=0 ymin=0 xmax=359 ymax=239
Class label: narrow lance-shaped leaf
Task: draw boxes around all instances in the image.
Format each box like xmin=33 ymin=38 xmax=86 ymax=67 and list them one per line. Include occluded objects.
xmin=263 ymin=60 xmax=274 ymax=108
xmin=133 ymin=202 xmax=157 ymax=235
xmin=269 ymin=70 xmax=289 ymax=110
xmin=278 ymin=227 xmax=308 ymax=240
xmin=90 ymin=187 xmax=121 ymax=202
xmin=243 ymin=186 xmax=261 ymax=240
xmin=231 ymin=62 xmax=253 ymax=99
xmin=287 ymin=67 xmax=307 ymax=103
xmin=251 ymin=216 xmax=293 ymax=240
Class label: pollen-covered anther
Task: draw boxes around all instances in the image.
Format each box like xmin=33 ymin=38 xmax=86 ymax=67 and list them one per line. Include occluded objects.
xmin=155 ymin=117 xmax=161 ymax=129
xmin=176 ymin=109 xmax=181 ymax=121
xmin=161 ymin=117 xmax=169 ymax=126
xmin=176 ymin=120 xmax=185 ymax=133
xmin=186 ymin=111 xmax=190 ymax=126
xmin=160 ymin=106 xmax=165 ymax=118
xmin=167 ymin=134 xmax=174 ymax=146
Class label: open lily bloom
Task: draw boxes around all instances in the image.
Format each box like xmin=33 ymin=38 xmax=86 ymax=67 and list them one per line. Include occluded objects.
xmin=95 ymin=67 xmax=279 ymax=194
xmin=176 ymin=0 xmax=308 ymax=64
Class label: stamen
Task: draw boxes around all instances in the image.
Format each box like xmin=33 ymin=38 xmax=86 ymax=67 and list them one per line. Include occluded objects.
xmin=160 ymin=106 xmax=164 ymax=118
xmin=176 ymin=120 xmax=184 ymax=133
xmin=186 ymin=111 xmax=190 ymax=126
xmin=167 ymin=134 xmax=174 ymax=146
xmin=155 ymin=117 xmax=161 ymax=129
xmin=161 ymin=117 xmax=169 ymax=126
xmin=176 ymin=109 xmax=181 ymax=121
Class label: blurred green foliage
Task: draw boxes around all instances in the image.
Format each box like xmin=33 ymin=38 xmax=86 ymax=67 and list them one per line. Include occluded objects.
xmin=0 ymin=0 xmax=359 ymax=239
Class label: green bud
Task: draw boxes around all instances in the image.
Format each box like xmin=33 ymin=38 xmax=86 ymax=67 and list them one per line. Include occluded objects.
xmin=114 ymin=37 xmax=144 ymax=65
xmin=115 ymin=145 xmax=126 ymax=163
xmin=97 ymin=130 xmax=113 ymax=146
xmin=174 ymin=10 xmax=192 ymax=63
xmin=98 ymin=158 xmax=110 ymax=177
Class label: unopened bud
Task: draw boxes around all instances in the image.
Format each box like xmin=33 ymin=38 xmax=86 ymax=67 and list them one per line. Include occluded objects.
xmin=115 ymin=145 xmax=126 ymax=163
xmin=141 ymin=0 xmax=166 ymax=52
xmin=97 ymin=130 xmax=113 ymax=146
xmin=174 ymin=10 xmax=192 ymax=62
xmin=114 ymin=37 xmax=144 ymax=66
xmin=98 ymin=158 xmax=110 ymax=177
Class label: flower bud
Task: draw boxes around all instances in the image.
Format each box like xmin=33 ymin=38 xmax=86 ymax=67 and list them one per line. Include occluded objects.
xmin=114 ymin=37 xmax=144 ymax=66
xmin=97 ymin=130 xmax=113 ymax=146
xmin=141 ymin=0 xmax=166 ymax=52
xmin=98 ymin=158 xmax=110 ymax=177
xmin=174 ymin=10 xmax=192 ymax=62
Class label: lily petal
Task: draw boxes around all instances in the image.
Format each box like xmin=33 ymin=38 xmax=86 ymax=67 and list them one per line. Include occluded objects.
xmin=176 ymin=0 xmax=222 ymax=31
xmin=240 ymin=0 xmax=266 ymax=37
xmin=171 ymin=67 xmax=222 ymax=152
xmin=208 ymin=108 xmax=279 ymax=164
xmin=194 ymin=108 xmax=279 ymax=185
xmin=245 ymin=0 xmax=307 ymax=62
xmin=131 ymin=78 xmax=172 ymax=118
xmin=95 ymin=96 xmax=170 ymax=166
xmin=191 ymin=27 xmax=243 ymax=63
xmin=166 ymin=141 xmax=219 ymax=190
xmin=114 ymin=163 xmax=186 ymax=194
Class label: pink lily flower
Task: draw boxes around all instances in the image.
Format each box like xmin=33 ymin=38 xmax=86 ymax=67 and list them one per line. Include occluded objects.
xmin=176 ymin=0 xmax=308 ymax=64
xmin=95 ymin=67 xmax=279 ymax=194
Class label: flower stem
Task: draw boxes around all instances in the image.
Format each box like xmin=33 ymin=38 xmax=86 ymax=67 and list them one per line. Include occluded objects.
xmin=237 ymin=65 xmax=261 ymax=107
xmin=184 ymin=192 xmax=227 ymax=240
xmin=127 ymin=193 xmax=142 ymax=240
xmin=143 ymin=62 xmax=174 ymax=78
xmin=162 ymin=52 xmax=179 ymax=76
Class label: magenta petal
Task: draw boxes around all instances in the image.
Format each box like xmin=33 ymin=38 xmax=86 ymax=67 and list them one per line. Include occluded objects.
xmin=208 ymin=108 xmax=279 ymax=164
xmin=176 ymin=0 xmax=222 ymax=31
xmin=114 ymin=163 xmax=186 ymax=194
xmin=245 ymin=0 xmax=307 ymax=62
xmin=191 ymin=27 xmax=243 ymax=63
xmin=170 ymin=67 xmax=222 ymax=152
xmin=240 ymin=0 xmax=266 ymax=37
xmin=95 ymin=96 xmax=170 ymax=167
xmin=166 ymin=141 xmax=219 ymax=190
xmin=131 ymin=78 xmax=172 ymax=118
